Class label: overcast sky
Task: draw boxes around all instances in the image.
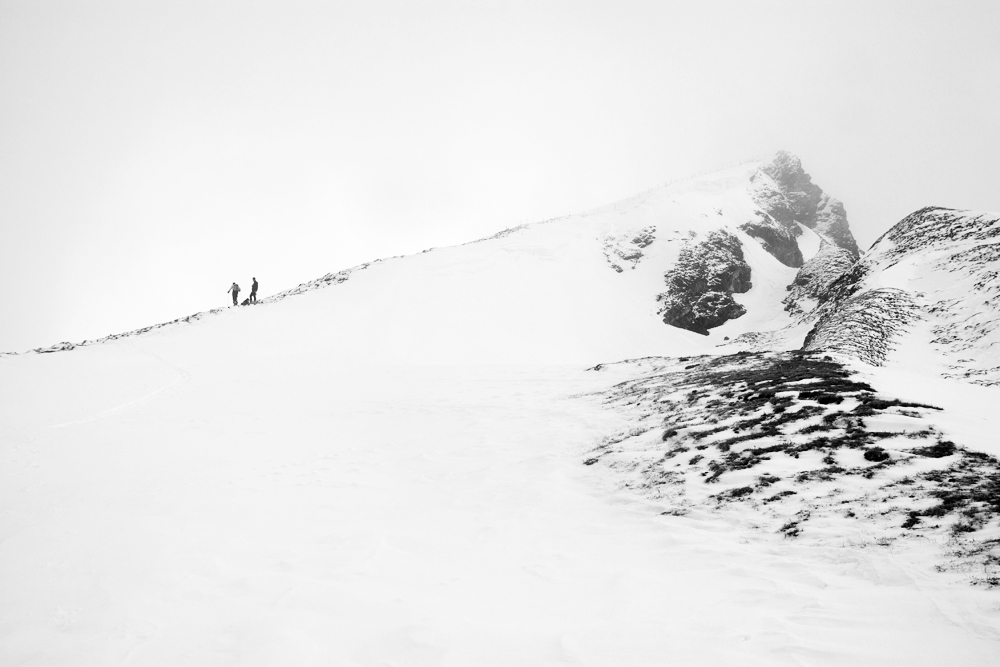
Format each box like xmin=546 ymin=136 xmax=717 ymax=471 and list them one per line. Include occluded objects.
xmin=1 ymin=0 xmax=998 ymax=352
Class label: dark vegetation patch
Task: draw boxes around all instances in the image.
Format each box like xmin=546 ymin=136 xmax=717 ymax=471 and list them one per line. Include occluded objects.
xmin=912 ymin=441 xmax=957 ymax=458
xmin=779 ymin=519 xmax=803 ymax=538
xmin=853 ymin=395 xmax=942 ymax=416
xmin=591 ymin=350 xmax=1000 ymax=585
xmin=864 ymin=447 xmax=890 ymax=462
xmin=715 ymin=486 xmax=755 ymax=501
xmin=804 ymin=288 xmax=922 ymax=366
xmin=799 ymin=391 xmax=844 ymax=404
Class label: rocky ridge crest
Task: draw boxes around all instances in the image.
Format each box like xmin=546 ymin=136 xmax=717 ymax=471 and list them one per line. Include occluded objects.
xmin=756 ymin=150 xmax=859 ymax=258
xmin=806 ymin=206 xmax=1000 ymax=383
xmin=657 ymin=151 xmax=861 ymax=337
xmin=782 ymin=240 xmax=856 ymax=316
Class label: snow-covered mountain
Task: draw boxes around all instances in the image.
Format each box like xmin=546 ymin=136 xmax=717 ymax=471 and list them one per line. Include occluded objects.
xmin=3 ymin=153 xmax=1000 ymax=665
xmin=6 ymin=152 xmax=859 ymax=364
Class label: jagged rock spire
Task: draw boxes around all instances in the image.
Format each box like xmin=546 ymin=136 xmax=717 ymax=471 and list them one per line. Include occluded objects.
xmin=758 ymin=151 xmax=860 ymax=258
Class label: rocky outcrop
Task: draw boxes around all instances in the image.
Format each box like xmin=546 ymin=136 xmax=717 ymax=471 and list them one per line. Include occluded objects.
xmin=813 ymin=196 xmax=857 ymax=257
xmin=753 ymin=151 xmax=860 ymax=259
xmin=739 ymin=217 xmax=803 ymax=268
xmin=657 ymin=230 xmax=752 ymax=335
xmin=603 ymin=226 xmax=655 ymax=272
xmin=761 ymin=151 xmax=824 ymax=221
xmin=782 ymin=240 xmax=856 ymax=315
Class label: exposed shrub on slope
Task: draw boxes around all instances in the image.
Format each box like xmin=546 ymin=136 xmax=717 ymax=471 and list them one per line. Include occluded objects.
xmin=586 ymin=352 xmax=1000 ymax=586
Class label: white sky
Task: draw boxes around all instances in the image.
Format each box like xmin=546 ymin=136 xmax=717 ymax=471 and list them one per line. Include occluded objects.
xmin=1 ymin=0 xmax=998 ymax=352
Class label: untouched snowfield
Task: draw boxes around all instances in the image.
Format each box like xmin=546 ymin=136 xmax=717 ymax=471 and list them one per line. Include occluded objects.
xmin=3 ymin=164 xmax=1000 ymax=664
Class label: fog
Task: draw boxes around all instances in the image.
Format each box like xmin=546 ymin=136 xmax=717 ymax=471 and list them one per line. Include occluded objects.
xmin=2 ymin=0 xmax=998 ymax=351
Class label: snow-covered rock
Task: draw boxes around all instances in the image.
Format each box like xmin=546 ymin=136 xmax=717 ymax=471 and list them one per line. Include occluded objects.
xmin=758 ymin=150 xmax=859 ymax=258
xmin=656 ymin=229 xmax=752 ymax=334
xmin=739 ymin=215 xmax=804 ymax=268
xmin=782 ymin=238 xmax=855 ymax=315
xmin=601 ymin=225 xmax=656 ymax=272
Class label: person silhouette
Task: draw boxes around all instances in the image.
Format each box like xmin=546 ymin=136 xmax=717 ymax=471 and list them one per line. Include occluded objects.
xmin=250 ymin=277 xmax=258 ymax=304
xmin=228 ymin=282 xmax=240 ymax=306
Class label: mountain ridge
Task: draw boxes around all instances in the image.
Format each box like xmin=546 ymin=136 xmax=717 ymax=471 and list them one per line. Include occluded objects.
xmin=5 ymin=152 xmax=853 ymax=357
xmin=8 ymin=154 xmax=998 ymax=391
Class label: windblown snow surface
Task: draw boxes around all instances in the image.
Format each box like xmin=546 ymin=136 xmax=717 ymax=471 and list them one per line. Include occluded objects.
xmin=2 ymin=162 xmax=1000 ymax=665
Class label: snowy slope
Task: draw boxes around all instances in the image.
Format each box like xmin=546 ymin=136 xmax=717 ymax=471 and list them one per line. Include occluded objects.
xmin=5 ymin=337 xmax=999 ymax=665
xmin=4 ymin=161 xmax=815 ymax=364
xmin=3 ymin=158 xmax=1000 ymax=665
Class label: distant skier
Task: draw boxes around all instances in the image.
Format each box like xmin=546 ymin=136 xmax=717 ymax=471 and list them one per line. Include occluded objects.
xmin=250 ymin=277 xmax=258 ymax=304
xmin=228 ymin=282 xmax=240 ymax=306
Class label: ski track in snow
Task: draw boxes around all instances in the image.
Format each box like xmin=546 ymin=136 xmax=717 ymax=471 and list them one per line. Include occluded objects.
xmin=47 ymin=340 xmax=191 ymax=429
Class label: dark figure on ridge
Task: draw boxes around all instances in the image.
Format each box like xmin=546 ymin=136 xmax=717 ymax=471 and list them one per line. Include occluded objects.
xmin=250 ymin=277 xmax=258 ymax=304
xmin=228 ymin=282 xmax=240 ymax=306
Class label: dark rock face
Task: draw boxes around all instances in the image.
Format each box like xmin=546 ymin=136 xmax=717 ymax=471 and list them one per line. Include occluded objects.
xmin=739 ymin=218 xmax=803 ymax=268
xmin=749 ymin=181 xmax=797 ymax=227
xmin=753 ymin=151 xmax=860 ymax=259
xmin=762 ymin=151 xmax=823 ymax=219
xmin=813 ymin=195 xmax=858 ymax=257
xmin=657 ymin=230 xmax=752 ymax=335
